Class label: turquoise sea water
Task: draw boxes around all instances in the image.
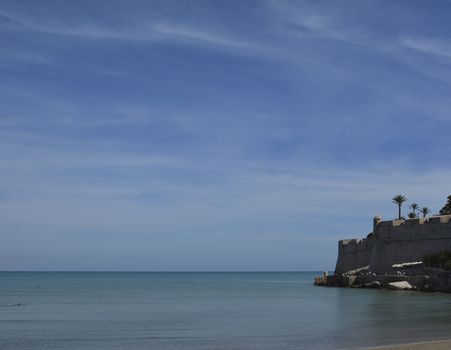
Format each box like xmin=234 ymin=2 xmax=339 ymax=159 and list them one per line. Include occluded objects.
xmin=1 ymin=272 xmax=451 ymax=349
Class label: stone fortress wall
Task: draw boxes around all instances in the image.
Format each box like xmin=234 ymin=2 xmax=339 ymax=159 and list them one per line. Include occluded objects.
xmin=335 ymin=214 xmax=451 ymax=274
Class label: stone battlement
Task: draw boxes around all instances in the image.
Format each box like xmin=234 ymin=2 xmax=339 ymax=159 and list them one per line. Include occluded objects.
xmin=335 ymin=215 xmax=451 ymax=275
xmin=374 ymin=215 xmax=451 ymax=229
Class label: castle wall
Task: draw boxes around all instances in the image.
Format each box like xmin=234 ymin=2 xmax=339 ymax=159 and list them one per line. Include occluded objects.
xmin=370 ymin=215 xmax=451 ymax=274
xmin=334 ymin=215 xmax=451 ymax=275
xmin=335 ymin=238 xmax=372 ymax=274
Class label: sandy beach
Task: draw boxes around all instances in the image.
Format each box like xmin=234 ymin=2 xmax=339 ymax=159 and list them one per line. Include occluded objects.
xmin=367 ymin=339 xmax=451 ymax=350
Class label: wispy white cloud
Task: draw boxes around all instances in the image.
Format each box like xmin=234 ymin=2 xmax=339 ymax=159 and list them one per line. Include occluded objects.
xmin=153 ymin=24 xmax=263 ymax=50
xmin=0 ymin=10 xmax=29 ymax=30
xmin=401 ymin=37 xmax=451 ymax=59
xmin=0 ymin=10 xmax=139 ymax=39
xmin=0 ymin=9 xmax=264 ymax=54
xmin=264 ymin=2 xmax=366 ymax=46
xmin=0 ymin=94 xmax=160 ymax=128
xmin=0 ymin=113 xmax=155 ymax=128
xmin=0 ymin=47 xmax=52 ymax=65
xmin=1 ymin=134 xmax=450 ymax=223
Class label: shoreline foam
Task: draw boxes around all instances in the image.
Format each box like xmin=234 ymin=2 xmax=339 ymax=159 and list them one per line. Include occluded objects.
xmin=366 ymin=339 xmax=451 ymax=350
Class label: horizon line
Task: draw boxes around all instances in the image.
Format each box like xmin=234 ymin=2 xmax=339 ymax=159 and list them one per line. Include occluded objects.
xmin=0 ymin=270 xmax=328 ymax=273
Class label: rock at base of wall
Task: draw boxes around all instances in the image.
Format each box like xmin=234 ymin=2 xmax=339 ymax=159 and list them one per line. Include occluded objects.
xmin=342 ymin=265 xmax=370 ymax=276
xmin=364 ymin=281 xmax=382 ymax=289
xmin=387 ymin=281 xmax=414 ymax=290
xmin=314 ymin=276 xmax=326 ymax=286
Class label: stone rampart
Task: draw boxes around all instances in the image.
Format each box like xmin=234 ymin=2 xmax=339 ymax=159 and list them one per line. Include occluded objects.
xmin=334 ymin=215 xmax=451 ymax=275
xmin=335 ymin=238 xmax=373 ymax=274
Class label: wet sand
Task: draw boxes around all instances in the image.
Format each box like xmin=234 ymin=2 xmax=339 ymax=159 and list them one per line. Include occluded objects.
xmin=367 ymin=339 xmax=451 ymax=350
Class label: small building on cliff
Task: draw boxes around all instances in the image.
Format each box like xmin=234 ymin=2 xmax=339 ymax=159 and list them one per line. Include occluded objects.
xmin=335 ymin=214 xmax=451 ymax=275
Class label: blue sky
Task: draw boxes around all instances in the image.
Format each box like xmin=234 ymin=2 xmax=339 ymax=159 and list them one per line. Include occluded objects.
xmin=1 ymin=0 xmax=451 ymax=271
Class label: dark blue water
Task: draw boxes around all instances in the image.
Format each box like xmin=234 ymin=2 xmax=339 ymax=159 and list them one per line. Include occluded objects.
xmin=1 ymin=272 xmax=451 ymax=349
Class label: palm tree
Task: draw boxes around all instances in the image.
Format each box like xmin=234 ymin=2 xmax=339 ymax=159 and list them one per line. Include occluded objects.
xmin=439 ymin=195 xmax=451 ymax=215
xmin=392 ymin=194 xmax=407 ymax=219
xmin=409 ymin=203 xmax=419 ymax=217
xmin=420 ymin=207 xmax=430 ymax=217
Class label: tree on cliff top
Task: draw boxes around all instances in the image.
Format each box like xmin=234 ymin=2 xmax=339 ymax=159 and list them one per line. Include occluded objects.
xmin=409 ymin=202 xmax=419 ymax=218
xmin=392 ymin=194 xmax=407 ymax=219
xmin=439 ymin=195 xmax=451 ymax=215
xmin=420 ymin=207 xmax=430 ymax=217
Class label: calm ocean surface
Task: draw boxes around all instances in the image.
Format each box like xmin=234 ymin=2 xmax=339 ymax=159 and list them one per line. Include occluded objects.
xmin=2 ymin=272 xmax=451 ymax=349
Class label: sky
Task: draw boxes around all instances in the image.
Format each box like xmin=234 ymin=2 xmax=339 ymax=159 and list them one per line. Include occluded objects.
xmin=1 ymin=0 xmax=451 ymax=271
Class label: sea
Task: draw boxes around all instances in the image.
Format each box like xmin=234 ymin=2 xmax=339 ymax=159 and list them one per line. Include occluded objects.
xmin=1 ymin=272 xmax=451 ymax=350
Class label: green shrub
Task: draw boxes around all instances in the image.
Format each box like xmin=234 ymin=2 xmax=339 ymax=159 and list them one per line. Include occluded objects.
xmin=423 ymin=251 xmax=451 ymax=269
